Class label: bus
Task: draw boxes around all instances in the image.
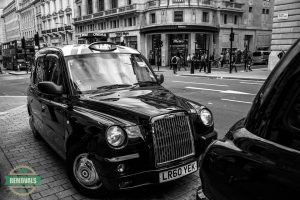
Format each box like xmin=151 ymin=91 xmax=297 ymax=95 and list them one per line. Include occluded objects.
xmin=2 ymin=39 xmax=35 ymax=70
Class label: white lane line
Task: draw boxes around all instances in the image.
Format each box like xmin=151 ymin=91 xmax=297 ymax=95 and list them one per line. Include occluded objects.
xmin=172 ymin=81 xmax=228 ymax=87
xmin=0 ymin=105 xmax=26 ymax=116
xmin=186 ymin=87 xmax=256 ymax=95
xmin=221 ymin=98 xmax=252 ymax=104
xmin=0 ymin=96 xmax=27 ymax=98
xmin=240 ymin=82 xmax=263 ymax=85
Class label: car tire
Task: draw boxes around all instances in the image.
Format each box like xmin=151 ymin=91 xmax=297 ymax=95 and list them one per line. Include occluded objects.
xmin=29 ymin=114 xmax=41 ymax=140
xmin=67 ymin=143 xmax=108 ymax=198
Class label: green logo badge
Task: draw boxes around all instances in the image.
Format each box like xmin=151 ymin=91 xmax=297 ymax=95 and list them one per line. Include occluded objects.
xmin=5 ymin=165 xmax=41 ymax=196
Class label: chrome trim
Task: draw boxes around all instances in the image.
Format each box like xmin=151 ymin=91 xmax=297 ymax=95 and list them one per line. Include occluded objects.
xmin=40 ymin=98 xmax=68 ymax=108
xmin=103 ymin=153 xmax=140 ymax=162
xmin=151 ymin=112 xmax=195 ymax=167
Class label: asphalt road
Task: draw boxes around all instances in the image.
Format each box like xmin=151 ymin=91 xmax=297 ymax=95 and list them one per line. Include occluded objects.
xmin=0 ymin=72 xmax=263 ymax=138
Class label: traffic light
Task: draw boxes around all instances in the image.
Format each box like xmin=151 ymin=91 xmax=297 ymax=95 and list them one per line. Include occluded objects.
xmin=230 ymin=32 xmax=234 ymax=41
xmin=34 ymin=33 xmax=40 ymax=48
xmin=21 ymin=37 xmax=26 ymax=49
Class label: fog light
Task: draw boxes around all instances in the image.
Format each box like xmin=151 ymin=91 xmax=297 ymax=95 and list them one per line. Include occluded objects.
xmin=117 ymin=164 xmax=125 ymax=173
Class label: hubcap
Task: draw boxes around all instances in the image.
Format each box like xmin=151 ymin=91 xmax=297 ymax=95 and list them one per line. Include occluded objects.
xmin=73 ymin=153 xmax=102 ymax=190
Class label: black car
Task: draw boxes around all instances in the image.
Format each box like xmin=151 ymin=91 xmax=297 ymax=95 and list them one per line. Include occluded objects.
xmin=199 ymin=39 xmax=300 ymax=200
xmin=27 ymin=42 xmax=217 ymax=197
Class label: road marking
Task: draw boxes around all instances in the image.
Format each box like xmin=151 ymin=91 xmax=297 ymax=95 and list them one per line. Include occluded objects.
xmin=0 ymin=96 xmax=27 ymax=98
xmin=0 ymin=105 xmax=26 ymax=116
xmin=240 ymin=81 xmax=263 ymax=85
xmin=186 ymin=87 xmax=256 ymax=95
xmin=172 ymin=81 xmax=228 ymax=87
xmin=221 ymin=98 xmax=252 ymax=104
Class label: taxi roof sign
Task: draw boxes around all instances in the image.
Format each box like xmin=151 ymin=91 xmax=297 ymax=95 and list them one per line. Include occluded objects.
xmin=88 ymin=42 xmax=117 ymax=52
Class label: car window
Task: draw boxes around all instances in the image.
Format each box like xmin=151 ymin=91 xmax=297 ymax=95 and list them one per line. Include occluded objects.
xmin=65 ymin=53 xmax=156 ymax=94
xmin=35 ymin=56 xmax=45 ymax=85
xmin=263 ymin=52 xmax=270 ymax=56
xmin=253 ymin=52 xmax=262 ymax=56
xmin=45 ymin=56 xmax=62 ymax=86
xmin=267 ymin=74 xmax=300 ymax=151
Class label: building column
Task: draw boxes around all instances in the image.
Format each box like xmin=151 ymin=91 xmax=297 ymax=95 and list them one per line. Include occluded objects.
xmin=209 ymin=33 xmax=213 ymax=57
xmin=161 ymin=33 xmax=168 ymax=67
xmin=82 ymin=0 xmax=87 ymax=16
xmin=190 ymin=32 xmax=196 ymax=55
xmin=139 ymin=33 xmax=146 ymax=55
xmin=214 ymin=32 xmax=220 ymax=58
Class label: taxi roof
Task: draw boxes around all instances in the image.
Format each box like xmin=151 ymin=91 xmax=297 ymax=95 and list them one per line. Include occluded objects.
xmin=39 ymin=44 xmax=140 ymax=57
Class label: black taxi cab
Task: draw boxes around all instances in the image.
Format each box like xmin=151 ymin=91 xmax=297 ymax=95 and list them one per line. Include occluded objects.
xmin=27 ymin=42 xmax=217 ymax=197
xmin=199 ymin=39 xmax=300 ymax=200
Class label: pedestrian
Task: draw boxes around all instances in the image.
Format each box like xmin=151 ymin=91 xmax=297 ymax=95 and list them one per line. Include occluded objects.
xmin=230 ymin=53 xmax=238 ymax=73
xmin=178 ymin=54 xmax=186 ymax=71
xmin=247 ymin=51 xmax=253 ymax=71
xmin=171 ymin=54 xmax=179 ymax=74
xmin=187 ymin=54 xmax=192 ymax=69
xmin=199 ymin=52 xmax=207 ymax=72
xmin=277 ymin=49 xmax=285 ymax=60
xmin=220 ymin=53 xmax=224 ymax=68
xmin=225 ymin=50 xmax=230 ymax=66
xmin=0 ymin=60 xmax=3 ymax=74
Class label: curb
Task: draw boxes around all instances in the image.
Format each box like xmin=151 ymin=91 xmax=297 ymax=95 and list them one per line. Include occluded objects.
xmin=8 ymin=72 xmax=29 ymax=75
xmin=180 ymin=74 xmax=267 ymax=81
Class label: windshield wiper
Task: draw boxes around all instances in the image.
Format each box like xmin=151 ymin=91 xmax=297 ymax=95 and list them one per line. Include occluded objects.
xmin=96 ymin=84 xmax=133 ymax=90
xmin=133 ymin=81 xmax=158 ymax=86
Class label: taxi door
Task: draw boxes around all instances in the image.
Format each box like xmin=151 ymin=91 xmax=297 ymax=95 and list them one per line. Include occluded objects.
xmin=40 ymin=54 xmax=68 ymax=158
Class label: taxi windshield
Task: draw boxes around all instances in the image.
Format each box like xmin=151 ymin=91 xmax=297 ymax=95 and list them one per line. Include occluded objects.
xmin=66 ymin=53 xmax=157 ymax=94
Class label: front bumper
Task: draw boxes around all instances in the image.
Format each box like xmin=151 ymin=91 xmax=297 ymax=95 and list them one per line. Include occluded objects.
xmin=99 ymin=157 xmax=200 ymax=190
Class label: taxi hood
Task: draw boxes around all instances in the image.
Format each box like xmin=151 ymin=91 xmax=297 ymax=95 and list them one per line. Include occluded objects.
xmin=78 ymin=86 xmax=196 ymax=125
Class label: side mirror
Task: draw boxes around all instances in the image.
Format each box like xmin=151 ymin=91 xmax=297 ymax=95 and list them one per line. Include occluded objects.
xmin=38 ymin=81 xmax=63 ymax=95
xmin=156 ymin=74 xmax=164 ymax=84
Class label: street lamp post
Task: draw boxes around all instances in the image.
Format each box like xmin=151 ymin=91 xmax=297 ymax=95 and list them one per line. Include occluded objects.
xmin=55 ymin=23 xmax=68 ymax=45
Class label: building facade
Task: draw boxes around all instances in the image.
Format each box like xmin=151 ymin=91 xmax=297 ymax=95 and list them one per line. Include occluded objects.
xmin=40 ymin=0 xmax=75 ymax=46
xmin=268 ymin=0 xmax=300 ymax=70
xmin=2 ymin=0 xmax=20 ymax=42
xmin=0 ymin=8 xmax=7 ymax=44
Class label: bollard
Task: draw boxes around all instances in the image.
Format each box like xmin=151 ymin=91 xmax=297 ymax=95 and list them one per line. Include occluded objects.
xmin=207 ymin=60 xmax=211 ymax=73
xmin=191 ymin=64 xmax=194 ymax=74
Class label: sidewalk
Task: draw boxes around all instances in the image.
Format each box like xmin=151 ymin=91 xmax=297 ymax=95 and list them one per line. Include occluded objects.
xmin=0 ymin=69 xmax=29 ymax=76
xmin=153 ymin=64 xmax=271 ymax=81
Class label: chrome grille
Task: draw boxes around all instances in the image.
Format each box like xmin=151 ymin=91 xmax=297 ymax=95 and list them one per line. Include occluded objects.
xmin=151 ymin=112 xmax=195 ymax=167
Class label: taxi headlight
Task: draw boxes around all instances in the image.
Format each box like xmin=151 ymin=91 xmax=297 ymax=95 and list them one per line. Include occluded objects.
xmin=106 ymin=126 xmax=126 ymax=147
xmin=199 ymin=109 xmax=213 ymax=126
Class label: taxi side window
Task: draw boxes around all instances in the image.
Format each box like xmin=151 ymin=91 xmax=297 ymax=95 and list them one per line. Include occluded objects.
xmin=268 ymin=74 xmax=300 ymax=151
xmin=44 ymin=56 xmax=62 ymax=86
xmin=34 ymin=56 xmax=45 ymax=85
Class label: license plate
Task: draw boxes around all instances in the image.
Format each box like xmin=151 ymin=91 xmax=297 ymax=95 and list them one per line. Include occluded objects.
xmin=159 ymin=161 xmax=197 ymax=183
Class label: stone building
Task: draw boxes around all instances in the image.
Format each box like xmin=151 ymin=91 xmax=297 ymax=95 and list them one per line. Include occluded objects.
xmin=73 ymin=0 xmax=274 ymax=67
xmin=2 ymin=0 xmax=20 ymax=42
xmin=268 ymin=0 xmax=300 ymax=70
xmin=40 ymin=0 xmax=75 ymax=46
xmin=0 ymin=8 xmax=7 ymax=44
xmin=16 ymin=0 xmax=41 ymax=40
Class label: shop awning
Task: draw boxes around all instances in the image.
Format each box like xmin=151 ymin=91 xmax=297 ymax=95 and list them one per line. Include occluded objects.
xmin=140 ymin=25 xmax=219 ymax=34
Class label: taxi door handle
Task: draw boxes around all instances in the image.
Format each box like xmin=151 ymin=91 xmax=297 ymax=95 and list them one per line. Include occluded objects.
xmin=41 ymin=105 xmax=45 ymax=112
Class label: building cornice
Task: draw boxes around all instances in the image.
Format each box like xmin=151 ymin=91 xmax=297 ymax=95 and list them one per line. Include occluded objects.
xmin=17 ymin=0 xmax=40 ymax=13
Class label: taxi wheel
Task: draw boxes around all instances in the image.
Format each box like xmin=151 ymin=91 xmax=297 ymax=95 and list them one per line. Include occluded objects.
xmin=67 ymin=144 xmax=107 ymax=197
xmin=29 ymin=114 xmax=41 ymax=140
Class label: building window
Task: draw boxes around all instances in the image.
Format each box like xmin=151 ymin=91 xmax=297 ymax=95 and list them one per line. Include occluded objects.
xmin=249 ymin=7 xmax=252 ymax=13
xmin=174 ymin=11 xmax=183 ymax=22
xmin=266 ymin=9 xmax=269 ymax=14
xmin=173 ymin=0 xmax=184 ymax=2
xmin=128 ymin=0 xmax=132 ymax=5
xmin=133 ymin=17 xmax=136 ymax=26
xmin=111 ymin=0 xmax=118 ymax=8
xmin=262 ymin=9 xmax=265 ymax=14
xmin=124 ymin=18 xmax=127 ymax=27
xmin=88 ymin=0 xmax=93 ymax=14
xmin=202 ymin=12 xmax=209 ymax=22
xmin=128 ymin=18 xmax=132 ymax=26
xmin=150 ymin=13 xmax=156 ymax=24
xmin=60 ymin=0 xmax=63 ymax=9
xmin=224 ymin=14 xmax=227 ymax=24
xmin=98 ymin=0 xmax=104 ymax=11
xmin=234 ymin=15 xmax=237 ymax=24
xmin=78 ymin=6 xmax=81 ymax=17
xmin=67 ymin=15 xmax=71 ymax=25
xmin=53 ymin=1 xmax=56 ymax=12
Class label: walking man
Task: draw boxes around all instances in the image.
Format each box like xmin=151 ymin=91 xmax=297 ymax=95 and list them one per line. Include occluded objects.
xmin=187 ymin=54 xmax=192 ymax=69
xmin=199 ymin=53 xmax=207 ymax=72
xmin=171 ymin=54 xmax=179 ymax=74
xmin=178 ymin=54 xmax=186 ymax=71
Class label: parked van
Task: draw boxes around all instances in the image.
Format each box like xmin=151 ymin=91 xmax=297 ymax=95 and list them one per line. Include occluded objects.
xmin=252 ymin=51 xmax=270 ymax=64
